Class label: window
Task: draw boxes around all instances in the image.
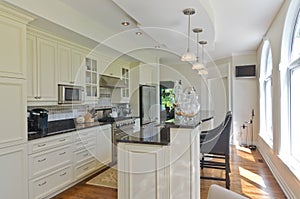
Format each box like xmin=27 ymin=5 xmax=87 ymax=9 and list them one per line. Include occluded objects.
xmin=259 ymin=40 xmax=273 ymax=147
xmin=281 ymin=5 xmax=300 ymax=175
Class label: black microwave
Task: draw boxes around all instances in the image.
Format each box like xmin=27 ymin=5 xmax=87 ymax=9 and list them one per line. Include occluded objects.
xmin=58 ymin=84 xmax=84 ymax=104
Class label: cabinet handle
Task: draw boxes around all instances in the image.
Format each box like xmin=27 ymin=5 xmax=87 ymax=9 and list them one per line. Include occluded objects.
xmin=59 ymin=152 xmax=66 ymax=156
xmin=38 ymin=158 xmax=46 ymax=162
xmin=34 ymin=96 xmax=38 ymax=99
xmin=39 ymin=96 xmax=42 ymax=99
xmin=60 ymin=172 xmax=67 ymax=177
xmin=83 ymin=167 xmax=89 ymax=171
xmin=37 ymin=143 xmax=46 ymax=147
xmin=70 ymin=81 xmax=74 ymax=84
xmin=38 ymin=181 xmax=47 ymax=186
xmin=59 ymin=138 xmax=66 ymax=142
xmin=83 ymin=141 xmax=88 ymax=145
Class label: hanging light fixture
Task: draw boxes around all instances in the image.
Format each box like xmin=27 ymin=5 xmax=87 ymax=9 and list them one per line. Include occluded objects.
xmin=181 ymin=8 xmax=197 ymax=62
xmin=198 ymin=40 xmax=208 ymax=75
xmin=192 ymin=28 xmax=204 ymax=70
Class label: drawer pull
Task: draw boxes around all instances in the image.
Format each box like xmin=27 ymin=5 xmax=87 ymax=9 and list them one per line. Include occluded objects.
xmin=83 ymin=153 xmax=89 ymax=157
xmin=37 ymin=143 xmax=46 ymax=147
xmin=83 ymin=167 xmax=89 ymax=171
xmin=60 ymin=172 xmax=67 ymax=176
xmin=59 ymin=152 xmax=66 ymax=156
xmin=59 ymin=138 xmax=66 ymax=142
xmin=38 ymin=158 xmax=46 ymax=162
xmin=83 ymin=141 xmax=88 ymax=145
xmin=38 ymin=181 xmax=47 ymax=186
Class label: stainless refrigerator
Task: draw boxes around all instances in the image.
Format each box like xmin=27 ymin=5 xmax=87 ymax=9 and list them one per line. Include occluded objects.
xmin=139 ymin=85 xmax=157 ymax=125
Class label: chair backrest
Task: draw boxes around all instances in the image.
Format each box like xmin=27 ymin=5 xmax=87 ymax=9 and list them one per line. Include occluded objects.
xmin=201 ymin=113 xmax=232 ymax=155
xmin=207 ymin=184 xmax=248 ymax=199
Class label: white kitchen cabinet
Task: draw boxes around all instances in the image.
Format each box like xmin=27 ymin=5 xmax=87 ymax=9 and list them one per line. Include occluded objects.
xmin=58 ymin=44 xmax=72 ymax=84
xmin=0 ymin=3 xmax=33 ymax=79
xmin=28 ymin=144 xmax=72 ymax=179
xmin=29 ymin=165 xmax=72 ymax=199
xmin=0 ymin=144 xmax=28 ymax=199
xmin=85 ymin=56 xmax=98 ymax=101
xmin=0 ymin=77 xmax=27 ymax=148
xmin=58 ymin=45 xmax=86 ymax=86
xmin=139 ymin=64 xmax=159 ymax=85
xmin=27 ymin=35 xmax=58 ymax=103
xmin=71 ymin=49 xmax=86 ymax=86
xmin=96 ymin=124 xmax=112 ymax=167
xmin=118 ymin=143 xmax=169 ymax=199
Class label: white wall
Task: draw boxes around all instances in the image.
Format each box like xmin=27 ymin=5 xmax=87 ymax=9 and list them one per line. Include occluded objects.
xmin=231 ymin=53 xmax=258 ymax=145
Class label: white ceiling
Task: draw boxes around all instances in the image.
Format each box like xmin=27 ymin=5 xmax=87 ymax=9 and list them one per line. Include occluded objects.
xmin=5 ymin=0 xmax=285 ymax=64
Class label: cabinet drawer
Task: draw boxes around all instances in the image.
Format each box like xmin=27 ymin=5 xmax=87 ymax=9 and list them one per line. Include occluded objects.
xmin=73 ymin=138 xmax=96 ymax=152
xmin=74 ymin=159 xmax=96 ymax=180
xmin=29 ymin=165 xmax=72 ymax=199
xmin=28 ymin=133 xmax=72 ymax=154
xmin=74 ymin=128 xmax=96 ymax=141
xmin=29 ymin=145 xmax=72 ymax=179
xmin=73 ymin=147 xmax=96 ymax=164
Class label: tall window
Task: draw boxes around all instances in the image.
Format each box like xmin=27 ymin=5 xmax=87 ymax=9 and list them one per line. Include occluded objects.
xmin=259 ymin=40 xmax=273 ymax=147
xmin=288 ymin=9 xmax=300 ymax=163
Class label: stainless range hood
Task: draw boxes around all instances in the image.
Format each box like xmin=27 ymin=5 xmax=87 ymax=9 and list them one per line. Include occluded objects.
xmin=99 ymin=74 xmax=126 ymax=88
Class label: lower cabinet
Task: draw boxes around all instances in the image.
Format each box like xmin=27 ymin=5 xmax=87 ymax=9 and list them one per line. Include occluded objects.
xmin=29 ymin=165 xmax=72 ymax=199
xmin=0 ymin=144 xmax=28 ymax=199
xmin=27 ymin=124 xmax=112 ymax=199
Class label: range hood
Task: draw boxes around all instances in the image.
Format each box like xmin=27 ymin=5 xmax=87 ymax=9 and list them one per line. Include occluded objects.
xmin=99 ymin=74 xmax=126 ymax=88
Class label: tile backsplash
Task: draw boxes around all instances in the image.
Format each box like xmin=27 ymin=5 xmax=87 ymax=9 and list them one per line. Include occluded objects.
xmin=27 ymin=105 xmax=88 ymax=121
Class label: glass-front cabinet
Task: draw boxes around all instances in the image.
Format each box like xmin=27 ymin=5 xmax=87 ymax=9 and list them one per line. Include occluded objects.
xmin=122 ymin=68 xmax=129 ymax=98
xmin=85 ymin=57 xmax=98 ymax=101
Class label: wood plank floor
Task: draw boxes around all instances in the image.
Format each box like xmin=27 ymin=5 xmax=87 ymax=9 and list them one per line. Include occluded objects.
xmin=52 ymin=145 xmax=286 ymax=199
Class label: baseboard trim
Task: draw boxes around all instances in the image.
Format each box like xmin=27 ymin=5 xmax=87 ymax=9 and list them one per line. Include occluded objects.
xmin=258 ymin=145 xmax=296 ymax=199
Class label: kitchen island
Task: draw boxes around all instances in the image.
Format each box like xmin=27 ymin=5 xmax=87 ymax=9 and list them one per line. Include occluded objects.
xmin=117 ymin=115 xmax=213 ymax=199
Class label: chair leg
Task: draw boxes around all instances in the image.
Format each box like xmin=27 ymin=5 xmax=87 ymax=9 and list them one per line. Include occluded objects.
xmin=225 ymin=155 xmax=230 ymax=189
xmin=201 ymin=154 xmax=204 ymax=169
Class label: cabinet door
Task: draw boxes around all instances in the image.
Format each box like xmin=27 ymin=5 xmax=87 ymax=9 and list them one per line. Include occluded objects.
xmin=139 ymin=65 xmax=154 ymax=85
xmin=0 ymin=77 xmax=26 ymax=147
xmin=0 ymin=15 xmax=27 ymax=78
xmin=96 ymin=125 xmax=112 ymax=166
xmin=0 ymin=144 xmax=28 ymax=199
xmin=37 ymin=37 xmax=57 ymax=101
xmin=71 ymin=49 xmax=85 ymax=86
xmin=58 ymin=44 xmax=71 ymax=84
xmin=27 ymin=34 xmax=38 ymax=101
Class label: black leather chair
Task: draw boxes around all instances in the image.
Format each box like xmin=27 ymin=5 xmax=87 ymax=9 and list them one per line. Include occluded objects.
xmin=200 ymin=111 xmax=232 ymax=189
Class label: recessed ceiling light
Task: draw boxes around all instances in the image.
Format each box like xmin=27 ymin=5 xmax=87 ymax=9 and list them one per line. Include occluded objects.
xmin=121 ymin=21 xmax=130 ymax=26
xmin=136 ymin=32 xmax=142 ymax=36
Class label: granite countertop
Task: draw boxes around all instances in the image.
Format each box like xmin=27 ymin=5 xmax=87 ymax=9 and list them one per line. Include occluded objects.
xmin=28 ymin=119 xmax=111 ymax=141
xmin=117 ymin=125 xmax=170 ymax=146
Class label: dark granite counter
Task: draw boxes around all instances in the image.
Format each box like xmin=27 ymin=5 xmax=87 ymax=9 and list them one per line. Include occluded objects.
xmin=28 ymin=119 xmax=111 ymax=141
xmin=117 ymin=125 xmax=170 ymax=146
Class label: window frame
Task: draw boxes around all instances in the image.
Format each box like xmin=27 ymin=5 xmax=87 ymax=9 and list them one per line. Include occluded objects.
xmin=259 ymin=40 xmax=274 ymax=148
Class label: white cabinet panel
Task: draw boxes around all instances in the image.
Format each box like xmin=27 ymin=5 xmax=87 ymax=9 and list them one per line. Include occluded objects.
xmin=118 ymin=143 xmax=168 ymax=199
xmin=0 ymin=12 xmax=29 ymax=78
xmin=74 ymin=159 xmax=96 ymax=180
xmin=96 ymin=125 xmax=112 ymax=166
xmin=27 ymin=34 xmax=37 ymax=100
xmin=0 ymin=78 xmax=26 ymax=147
xmin=29 ymin=165 xmax=72 ymax=199
xmin=0 ymin=144 xmax=28 ymax=199
xmin=37 ymin=37 xmax=57 ymax=101
xmin=71 ymin=49 xmax=86 ymax=86
xmin=28 ymin=145 xmax=72 ymax=179
xmin=58 ymin=44 xmax=72 ymax=84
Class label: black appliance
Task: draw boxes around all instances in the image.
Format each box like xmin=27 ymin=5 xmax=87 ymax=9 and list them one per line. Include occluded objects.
xmin=28 ymin=108 xmax=48 ymax=136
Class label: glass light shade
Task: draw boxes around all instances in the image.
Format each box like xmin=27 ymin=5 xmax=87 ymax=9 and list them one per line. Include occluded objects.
xmin=198 ymin=69 xmax=208 ymax=75
xmin=192 ymin=62 xmax=205 ymax=70
xmin=181 ymin=51 xmax=196 ymax=62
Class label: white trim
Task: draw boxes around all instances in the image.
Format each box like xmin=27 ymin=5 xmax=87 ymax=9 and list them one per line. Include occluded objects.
xmin=258 ymin=144 xmax=296 ymax=199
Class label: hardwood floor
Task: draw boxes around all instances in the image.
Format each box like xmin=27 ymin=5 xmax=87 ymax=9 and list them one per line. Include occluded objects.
xmin=52 ymin=145 xmax=286 ymax=199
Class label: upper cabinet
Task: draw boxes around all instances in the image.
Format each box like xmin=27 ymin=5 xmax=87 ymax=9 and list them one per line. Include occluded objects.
xmin=85 ymin=56 xmax=98 ymax=102
xmin=27 ymin=34 xmax=58 ymax=104
xmin=0 ymin=4 xmax=33 ymax=79
xmin=58 ymin=45 xmax=86 ymax=86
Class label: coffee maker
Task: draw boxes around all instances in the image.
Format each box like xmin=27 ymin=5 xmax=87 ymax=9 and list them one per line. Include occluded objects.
xmin=28 ymin=108 xmax=48 ymax=136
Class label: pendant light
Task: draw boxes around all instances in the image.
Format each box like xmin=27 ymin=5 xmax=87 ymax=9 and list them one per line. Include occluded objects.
xmin=192 ymin=28 xmax=204 ymax=70
xmin=198 ymin=40 xmax=208 ymax=75
xmin=181 ymin=8 xmax=196 ymax=62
